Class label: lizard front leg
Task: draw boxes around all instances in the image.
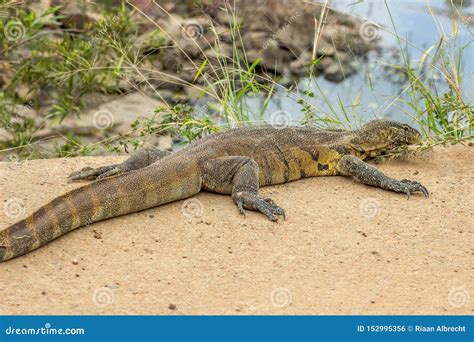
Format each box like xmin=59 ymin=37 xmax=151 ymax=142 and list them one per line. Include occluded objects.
xmin=201 ymin=156 xmax=286 ymax=221
xmin=336 ymin=154 xmax=429 ymax=198
xmin=68 ymin=149 xmax=171 ymax=181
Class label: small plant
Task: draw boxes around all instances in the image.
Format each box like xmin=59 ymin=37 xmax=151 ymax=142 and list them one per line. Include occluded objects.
xmin=384 ymin=1 xmax=473 ymax=143
xmin=0 ymin=1 xmax=471 ymax=161
xmin=0 ymin=1 xmax=145 ymax=157
xmin=159 ymin=104 xmax=221 ymax=143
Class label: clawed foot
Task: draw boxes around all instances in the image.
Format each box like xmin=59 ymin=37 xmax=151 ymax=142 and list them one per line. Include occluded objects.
xmin=393 ymin=179 xmax=429 ymax=199
xmin=233 ymin=192 xmax=286 ymax=221
xmin=68 ymin=164 xmax=125 ymax=182
xmin=68 ymin=149 xmax=170 ymax=182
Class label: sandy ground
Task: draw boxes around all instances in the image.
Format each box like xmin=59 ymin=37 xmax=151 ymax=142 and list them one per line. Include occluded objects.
xmin=0 ymin=145 xmax=472 ymax=315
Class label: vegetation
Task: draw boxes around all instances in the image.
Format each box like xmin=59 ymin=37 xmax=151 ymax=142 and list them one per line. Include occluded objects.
xmin=0 ymin=0 xmax=472 ymax=160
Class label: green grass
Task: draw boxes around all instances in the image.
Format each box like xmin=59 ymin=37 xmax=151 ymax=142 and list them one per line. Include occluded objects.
xmin=383 ymin=0 xmax=472 ymax=143
xmin=0 ymin=0 xmax=472 ymax=160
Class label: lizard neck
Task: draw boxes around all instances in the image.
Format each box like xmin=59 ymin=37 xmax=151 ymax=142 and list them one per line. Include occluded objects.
xmin=344 ymin=132 xmax=390 ymax=160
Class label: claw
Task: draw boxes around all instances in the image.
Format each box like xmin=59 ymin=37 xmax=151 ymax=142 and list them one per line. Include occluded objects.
xmin=397 ymin=179 xmax=429 ymax=199
xmin=233 ymin=193 xmax=285 ymax=221
xmin=68 ymin=167 xmax=94 ymax=181
xmin=267 ymin=213 xmax=278 ymax=221
xmin=263 ymin=199 xmax=286 ymax=220
xmin=68 ymin=164 xmax=120 ymax=182
xmin=96 ymin=167 xmax=122 ymax=180
xmin=273 ymin=206 xmax=286 ymax=219
xmin=420 ymin=185 xmax=429 ymax=198
xmin=236 ymin=200 xmax=246 ymax=216
xmin=264 ymin=198 xmax=277 ymax=206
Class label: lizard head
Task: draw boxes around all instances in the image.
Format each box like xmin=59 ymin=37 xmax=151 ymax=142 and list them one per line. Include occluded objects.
xmin=351 ymin=119 xmax=421 ymax=156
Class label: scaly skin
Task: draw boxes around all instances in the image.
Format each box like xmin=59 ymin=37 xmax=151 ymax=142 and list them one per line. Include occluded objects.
xmin=0 ymin=119 xmax=428 ymax=262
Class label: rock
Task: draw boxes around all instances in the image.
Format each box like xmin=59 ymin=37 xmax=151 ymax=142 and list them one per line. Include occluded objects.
xmin=122 ymin=0 xmax=380 ymax=84
xmin=51 ymin=0 xmax=101 ymax=29
xmin=317 ymin=56 xmax=335 ymax=72
xmin=133 ymin=29 xmax=168 ymax=54
xmin=28 ymin=92 xmax=172 ymax=154
xmin=0 ymin=62 xmax=14 ymax=88
xmin=75 ymin=92 xmax=163 ymax=133
xmin=161 ymin=50 xmax=184 ymax=74
xmin=317 ymin=43 xmax=336 ymax=57
xmin=15 ymin=84 xmax=38 ymax=102
xmin=323 ymin=61 xmax=355 ymax=82
xmin=289 ymin=51 xmax=313 ymax=76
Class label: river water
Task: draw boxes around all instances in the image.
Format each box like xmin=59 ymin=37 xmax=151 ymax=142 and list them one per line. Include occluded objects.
xmin=247 ymin=0 xmax=473 ymax=126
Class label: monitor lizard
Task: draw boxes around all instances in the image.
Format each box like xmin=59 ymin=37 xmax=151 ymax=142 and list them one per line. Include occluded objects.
xmin=0 ymin=119 xmax=428 ymax=262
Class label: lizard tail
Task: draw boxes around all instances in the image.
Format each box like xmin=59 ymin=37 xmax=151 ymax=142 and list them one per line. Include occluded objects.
xmin=0 ymin=159 xmax=202 ymax=262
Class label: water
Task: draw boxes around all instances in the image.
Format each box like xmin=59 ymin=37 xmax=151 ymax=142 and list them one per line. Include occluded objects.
xmin=256 ymin=0 xmax=473 ymax=126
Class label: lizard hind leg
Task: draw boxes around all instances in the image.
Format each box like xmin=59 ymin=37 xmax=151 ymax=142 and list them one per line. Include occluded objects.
xmin=68 ymin=149 xmax=171 ymax=182
xmin=201 ymin=156 xmax=286 ymax=221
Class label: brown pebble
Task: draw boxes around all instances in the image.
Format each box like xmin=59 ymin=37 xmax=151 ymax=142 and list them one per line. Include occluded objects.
xmin=413 ymin=170 xmax=419 ymax=175
xmin=41 ymin=291 xmax=46 ymax=295
xmin=168 ymin=304 xmax=177 ymax=310
xmin=72 ymin=259 xmax=78 ymax=265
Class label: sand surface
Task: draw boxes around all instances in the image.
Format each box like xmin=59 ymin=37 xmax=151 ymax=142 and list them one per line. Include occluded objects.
xmin=0 ymin=145 xmax=472 ymax=315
